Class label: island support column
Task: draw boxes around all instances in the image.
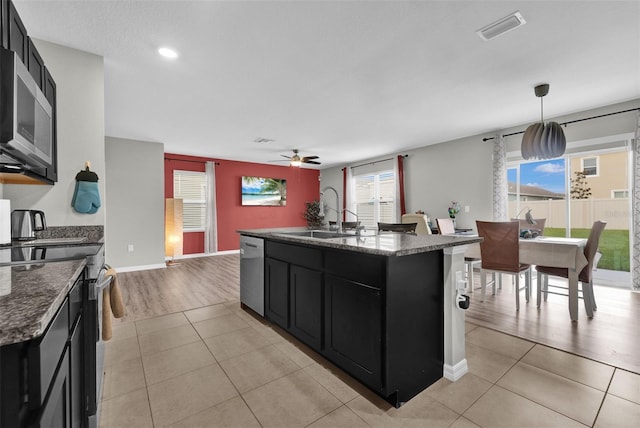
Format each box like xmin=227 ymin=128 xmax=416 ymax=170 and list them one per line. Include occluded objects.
xmin=442 ymin=245 xmax=469 ymax=381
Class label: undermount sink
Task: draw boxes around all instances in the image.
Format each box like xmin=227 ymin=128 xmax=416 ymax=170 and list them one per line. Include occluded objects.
xmin=279 ymin=230 xmax=356 ymax=239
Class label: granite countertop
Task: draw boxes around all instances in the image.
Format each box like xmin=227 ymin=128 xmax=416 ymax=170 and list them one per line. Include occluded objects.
xmin=0 ymin=259 xmax=86 ymax=346
xmin=239 ymin=227 xmax=482 ymax=256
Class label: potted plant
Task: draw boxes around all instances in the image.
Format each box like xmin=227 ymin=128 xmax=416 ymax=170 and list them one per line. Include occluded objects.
xmin=304 ymin=200 xmax=325 ymax=229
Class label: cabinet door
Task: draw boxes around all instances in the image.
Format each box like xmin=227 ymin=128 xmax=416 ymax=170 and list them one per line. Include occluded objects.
xmin=69 ymin=316 xmax=84 ymax=428
xmin=8 ymin=1 xmax=27 ymax=62
xmin=289 ymin=265 xmax=322 ymax=350
xmin=1 ymin=0 xmax=6 ymax=49
xmin=265 ymin=257 xmax=289 ymax=328
xmin=37 ymin=347 xmax=71 ymax=428
xmin=324 ymin=275 xmax=382 ymax=390
xmin=28 ymin=38 xmax=44 ymax=89
xmin=43 ymin=67 xmax=58 ymax=182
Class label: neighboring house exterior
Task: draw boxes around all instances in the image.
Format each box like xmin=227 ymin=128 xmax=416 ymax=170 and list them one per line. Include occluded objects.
xmin=508 ymin=182 xmax=565 ymax=201
xmin=570 ymin=151 xmax=629 ymax=199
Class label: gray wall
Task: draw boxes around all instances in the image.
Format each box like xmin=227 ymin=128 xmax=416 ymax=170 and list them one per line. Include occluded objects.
xmin=3 ymin=40 xmax=106 ymax=226
xmin=320 ymin=99 xmax=640 ymax=231
xmin=105 ymin=137 xmax=165 ymax=269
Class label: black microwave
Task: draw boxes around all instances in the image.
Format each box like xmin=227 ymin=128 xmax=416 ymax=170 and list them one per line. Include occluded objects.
xmin=0 ymin=48 xmax=53 ymax=172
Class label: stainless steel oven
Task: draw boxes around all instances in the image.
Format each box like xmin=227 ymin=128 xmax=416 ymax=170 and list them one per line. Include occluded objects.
xmin=83 ymin=246 xmax=109 ymax=428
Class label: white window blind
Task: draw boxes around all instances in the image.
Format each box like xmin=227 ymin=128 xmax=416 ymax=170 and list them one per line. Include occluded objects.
xmin=353 ymin=169 xmax=395 ymax=228
xmin=174 ymin=170 xmax=206 ymax=231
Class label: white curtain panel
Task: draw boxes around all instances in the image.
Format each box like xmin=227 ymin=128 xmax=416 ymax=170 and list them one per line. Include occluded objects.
xmin=344 ymin=166 xmax=356 ymax=221
xmin=632 ymin=112 xmax=640 ymax=290
xmin=205 ymin=161 xmax=218 ymax=254
xmin=492 ymin=134 xmax=508 ymax=221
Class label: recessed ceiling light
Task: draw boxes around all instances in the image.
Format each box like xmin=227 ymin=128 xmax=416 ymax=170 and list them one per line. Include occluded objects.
xmin=158 ymin=47 xmax=179 ymax=59
xmin=477 ymin=11 xmax=526 ymax=41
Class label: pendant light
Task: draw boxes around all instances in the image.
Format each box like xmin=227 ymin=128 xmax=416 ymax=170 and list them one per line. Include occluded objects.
xmin=521 ymin=84 xmax=566 ymax=160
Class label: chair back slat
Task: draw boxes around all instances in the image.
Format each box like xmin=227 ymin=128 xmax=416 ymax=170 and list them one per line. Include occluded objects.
xmin=476 ymin=221 xmax=520 ymax=273
xmin=378 ymin=222 xmax=417 ymax=233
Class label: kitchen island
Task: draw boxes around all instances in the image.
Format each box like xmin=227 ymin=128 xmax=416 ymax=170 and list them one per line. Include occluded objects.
xmin=238 ymin=227 xmax=481 ymax=407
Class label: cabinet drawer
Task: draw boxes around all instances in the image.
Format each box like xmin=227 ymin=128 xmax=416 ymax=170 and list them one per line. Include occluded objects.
xmin=325 ymin=250 xmax=385 ymax=289
xmin=29 ymin=298 xmax=70 ymax=408
xmin=266 ymin=241 xmax=322 ymax=270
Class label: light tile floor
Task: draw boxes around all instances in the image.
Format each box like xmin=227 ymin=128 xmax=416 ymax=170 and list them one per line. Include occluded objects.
xmin=100 ymin=301 xmax=640 ymax=428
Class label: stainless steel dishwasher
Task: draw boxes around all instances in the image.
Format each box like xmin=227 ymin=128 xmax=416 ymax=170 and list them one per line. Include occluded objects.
xmin=240 ymin=235 xmax=264 ymax=315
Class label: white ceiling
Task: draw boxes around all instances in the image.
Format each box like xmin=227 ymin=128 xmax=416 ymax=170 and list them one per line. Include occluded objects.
xmin=14 ymin=1 xmax=640 ymax=169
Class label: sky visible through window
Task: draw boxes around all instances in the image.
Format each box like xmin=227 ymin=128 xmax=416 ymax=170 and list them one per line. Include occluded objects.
xmin=508 ymin=159 xmax=566 ymax=195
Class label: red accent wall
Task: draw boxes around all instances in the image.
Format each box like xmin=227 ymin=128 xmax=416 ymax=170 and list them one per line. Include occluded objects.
xmin=165 ymin=153 xmax=320 ymax=253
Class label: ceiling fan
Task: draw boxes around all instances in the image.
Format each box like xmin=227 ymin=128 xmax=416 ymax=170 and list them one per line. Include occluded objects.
xmin=279 ymin=149 xmax=321 ymax=166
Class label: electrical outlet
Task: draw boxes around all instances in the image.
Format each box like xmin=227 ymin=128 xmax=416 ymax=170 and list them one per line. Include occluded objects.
xmin=128 ymin=244 xmax=134 ymax=252
xmin=465 ymin=205 xmax=470 ymax=213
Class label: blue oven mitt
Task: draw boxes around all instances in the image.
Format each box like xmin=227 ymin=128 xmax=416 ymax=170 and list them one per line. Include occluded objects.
xmin=72 ymin=166 xmax=101 ymax=214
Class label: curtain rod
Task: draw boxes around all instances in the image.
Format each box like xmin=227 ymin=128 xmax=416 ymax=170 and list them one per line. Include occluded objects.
xmin=164 ymin=157 xmax=220 ymax=165
xmin=482 ymin=107 xmax=640 ymax=142
xmin=342 ymin=154 xmax=408 ymax=171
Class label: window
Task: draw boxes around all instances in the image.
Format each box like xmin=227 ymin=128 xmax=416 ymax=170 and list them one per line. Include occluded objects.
xmin=173 ymin=170 xmax=206 ymax=231
xmin=581 ymin=157 xmax=598 ymax=176
xmin=612 ymin=189 xmax=629 ymax=199
xmin=353 ymin=170 xmax=395 ymax=228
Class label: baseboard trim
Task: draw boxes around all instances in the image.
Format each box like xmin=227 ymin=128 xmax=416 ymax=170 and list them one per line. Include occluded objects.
xmin=114 ymin=263 xmax=167 ymax=273
xmin=443 ymin=359 xmax=468 ymax=381
xmin=114 ymin=251 xmax=241 ymax=273
xmin=168 ymin=250 xmax=240 ymax=260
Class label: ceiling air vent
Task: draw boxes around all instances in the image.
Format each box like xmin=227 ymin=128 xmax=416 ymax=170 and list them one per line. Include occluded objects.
xmin=477 ymin=11 xmax=526 ymax=41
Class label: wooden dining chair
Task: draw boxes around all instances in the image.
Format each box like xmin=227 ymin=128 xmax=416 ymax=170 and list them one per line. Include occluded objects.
xmin=378 ymin=222 xmax=417 ymax=233
xmin=535 ymin=221 xmax=606 ymax=318
xmin=476 ymin=220 xmax=531 ymax=310
xmin=401 ymin=214 xmax=432 ymax=234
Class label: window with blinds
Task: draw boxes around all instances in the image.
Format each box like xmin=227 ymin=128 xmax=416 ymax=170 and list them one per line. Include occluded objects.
xmin=173 ymin=170 xmax=206 ymax=231
xmin=353 ymin=170 xmax=395 ymax=228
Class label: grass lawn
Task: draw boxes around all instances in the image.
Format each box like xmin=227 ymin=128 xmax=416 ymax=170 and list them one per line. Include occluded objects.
xmin=544 ymin=228 xmax=630 ymax=272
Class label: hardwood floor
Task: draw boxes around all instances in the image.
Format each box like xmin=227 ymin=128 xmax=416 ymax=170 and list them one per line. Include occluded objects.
xmin=114 ymin=254 xmax=239 ymax=323
xmin=466 ymin=272 xmax=640 ymax=374
xmin=114 ymin=254 xmax=639 ymax=375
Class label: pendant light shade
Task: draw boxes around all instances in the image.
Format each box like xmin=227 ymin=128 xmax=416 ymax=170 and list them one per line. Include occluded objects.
xmin=521 ymin=84 xmax=566 ymax=160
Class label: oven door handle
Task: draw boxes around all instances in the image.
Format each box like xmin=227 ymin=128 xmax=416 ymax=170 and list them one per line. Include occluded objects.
xmin=89 ymin=269 xmax=113 ymax=300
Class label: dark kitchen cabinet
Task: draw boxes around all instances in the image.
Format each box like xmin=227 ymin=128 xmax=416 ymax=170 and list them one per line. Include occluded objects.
xmin=7 ymin=1 xmax=27 ymax=62
xmin=0 ymin=272 xmax=89 ymax=427
xmin=69 ymin=316 xmax=84 ymax=428
xmin=259 ymin=236 xmax=445 ymax=407
xmin=0 ymin=0 xmax=58 ymax=184
xmin=1 ymin=0 xmax=6 ymax=48
xmin=265 ymin=257 xmax=289 ymax=329
xmin=28 ymin=37 xmax=45 ymax=89
xmin=324 ymin=274 xmax=382 ymax=391
xmin=289 ymin=265 xmax=323 ymax=350
xmin=36 ymin=349 xmax=71 ymax=428
xmin=43 ymin=66 xmax=58 ymax=182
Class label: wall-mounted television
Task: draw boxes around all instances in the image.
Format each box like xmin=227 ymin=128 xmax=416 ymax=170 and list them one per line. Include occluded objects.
xmin=241 ymin=176 xmax=287 ymax=206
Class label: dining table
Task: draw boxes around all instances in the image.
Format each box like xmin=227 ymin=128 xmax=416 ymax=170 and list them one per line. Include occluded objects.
xmin=464 ymin=236 xmax=588 ymax=321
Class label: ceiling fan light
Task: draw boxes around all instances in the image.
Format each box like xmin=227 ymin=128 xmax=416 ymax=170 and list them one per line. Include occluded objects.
xmin=290 ymin=159 xmax=302 ymax=167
